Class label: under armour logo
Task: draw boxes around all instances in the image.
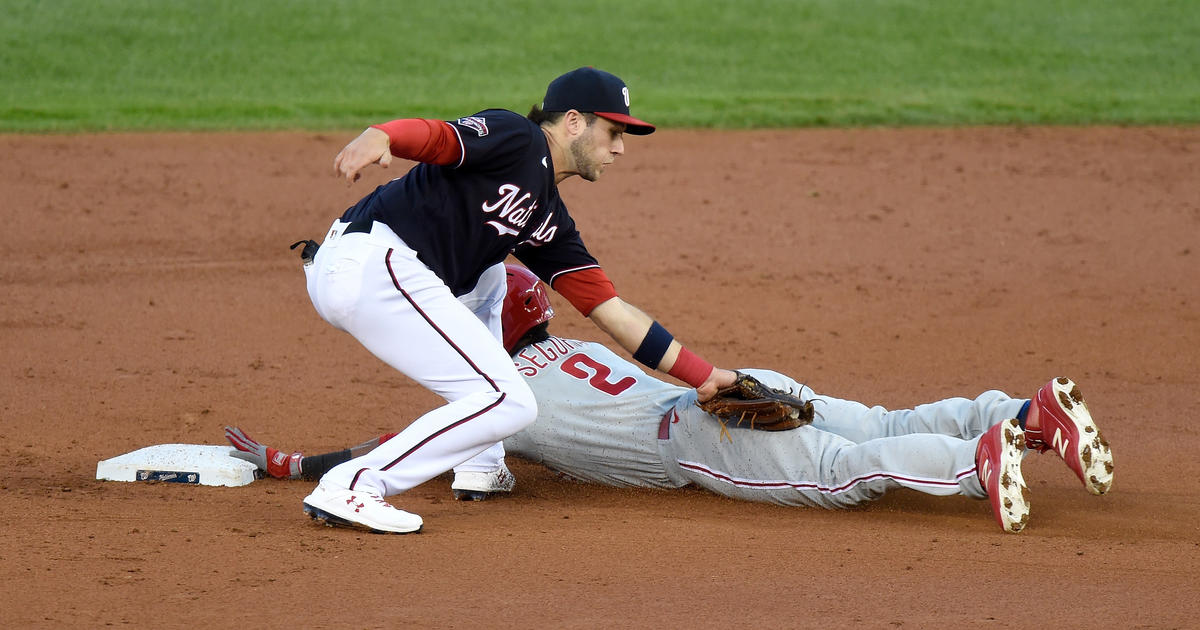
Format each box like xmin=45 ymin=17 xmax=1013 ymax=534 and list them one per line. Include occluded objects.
xmin=346 ymin=496 xmax=365 ymax=513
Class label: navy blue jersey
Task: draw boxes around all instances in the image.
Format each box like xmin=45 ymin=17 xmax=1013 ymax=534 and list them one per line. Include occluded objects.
xmin=340 ymin=109 xmax=600 ymax=296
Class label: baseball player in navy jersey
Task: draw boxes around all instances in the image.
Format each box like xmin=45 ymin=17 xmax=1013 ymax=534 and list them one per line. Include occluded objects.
xmin=291 ymin=67 xmax=737 ymax=534
xmin=229 ymin=265 xmax=1114 ymax=533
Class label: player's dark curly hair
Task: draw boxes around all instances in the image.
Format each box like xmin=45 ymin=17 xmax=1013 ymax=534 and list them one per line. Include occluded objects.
xmin=509 ymin=321 xmax=551 ymax=357
xmin=527 ymin=106 xmax=597 ymax=128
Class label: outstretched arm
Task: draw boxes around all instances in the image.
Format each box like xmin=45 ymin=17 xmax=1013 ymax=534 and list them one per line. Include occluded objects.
xmin=224 ymin=426 xmax=395 ymax=480
xmin=332 ymin=119 xmax=463 ymax=185
xmin=332 ymin=127 xmax=392 ymax=185
xmin=587 ymin=297 xmax=736 ymax=401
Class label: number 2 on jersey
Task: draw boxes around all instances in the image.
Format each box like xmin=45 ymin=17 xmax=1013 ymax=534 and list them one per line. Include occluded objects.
xmin=560 ymin=353 xmax=636 ymax=395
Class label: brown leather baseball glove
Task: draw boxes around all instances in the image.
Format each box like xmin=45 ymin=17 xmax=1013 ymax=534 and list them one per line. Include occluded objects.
xmin=696 ymin=372 xmax=815 ymax=431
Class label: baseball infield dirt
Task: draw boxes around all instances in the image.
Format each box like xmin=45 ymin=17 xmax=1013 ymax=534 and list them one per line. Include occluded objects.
xmin=3 ymin=127 xmax=1198 ymax=628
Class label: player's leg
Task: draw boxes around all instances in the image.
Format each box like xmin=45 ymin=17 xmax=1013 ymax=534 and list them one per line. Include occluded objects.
xmin=815 ymin=423 xmax=1028 ymax=533
xmin=448 ymin=262 xmax=516 ymax=500
xmin=806 ymin=374 xmax=1112 ymax=496
xmin=663 ymin=401 xmax=1028 ymax=532
xmin=808 ymin=390 xmax=1025 ymax=443
xmin=317 ymin=244 xmax=536 ymax=494
xmin=814 ymin=377 xmax=1113 ymax=496
xmin=666 ymin=407 xmax=971 ymax=507
xmin=301 ymin=223 xmax=536 ymax=532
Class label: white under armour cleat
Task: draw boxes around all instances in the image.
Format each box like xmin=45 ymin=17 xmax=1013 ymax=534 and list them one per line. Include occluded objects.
xmin=451 ymin=463 xmax=516 ymax=501
xmin=302 ymin=482 xmax=422 ymax=534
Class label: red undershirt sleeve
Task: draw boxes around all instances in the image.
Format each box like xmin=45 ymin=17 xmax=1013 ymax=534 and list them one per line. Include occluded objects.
xmin=370 ymin=118 xmax=462 ymax=166
xmin=551 ymin=268 xmax=618 ymax=316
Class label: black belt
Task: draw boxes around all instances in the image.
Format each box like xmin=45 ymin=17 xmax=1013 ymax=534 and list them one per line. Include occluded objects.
xmin=292 ymin=219 xmax=371 ymax=265
xmin=343 ymin=219 xmax=374 ymax=235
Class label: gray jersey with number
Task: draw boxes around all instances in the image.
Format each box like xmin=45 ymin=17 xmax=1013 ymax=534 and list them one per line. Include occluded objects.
xmin=502 ymin=336 xmax=683 ymax=488
xmin=502 ymin=336 xmax=1029 ymax=508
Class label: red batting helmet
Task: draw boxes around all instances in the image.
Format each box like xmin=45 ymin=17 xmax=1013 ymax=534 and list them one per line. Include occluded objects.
xmin=503 ymin=264 xmax=554 ymax=353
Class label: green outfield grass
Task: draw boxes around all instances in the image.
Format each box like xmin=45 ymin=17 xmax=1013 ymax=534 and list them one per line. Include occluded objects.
xmin=2 ymin=0 xmax=1197 ymax=131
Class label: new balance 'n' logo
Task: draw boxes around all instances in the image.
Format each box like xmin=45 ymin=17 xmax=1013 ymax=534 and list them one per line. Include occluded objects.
xmin=1051 ymin=428 xmax=1070 ymax=458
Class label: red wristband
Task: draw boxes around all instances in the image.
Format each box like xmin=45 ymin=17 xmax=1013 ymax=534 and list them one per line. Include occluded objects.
xmin=668 ymin=347 xmax=714 ymax=389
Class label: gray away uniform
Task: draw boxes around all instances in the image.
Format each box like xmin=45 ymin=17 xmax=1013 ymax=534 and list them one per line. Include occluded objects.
xmin=502 ymin=336 xmax=1029 ymax=509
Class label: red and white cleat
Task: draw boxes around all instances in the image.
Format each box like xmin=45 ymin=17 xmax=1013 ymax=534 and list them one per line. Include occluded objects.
xmin=1025 ymin=378 xmax=1114 ymax=495
xmin=976 ymin=418 xmax=1030 ymax=533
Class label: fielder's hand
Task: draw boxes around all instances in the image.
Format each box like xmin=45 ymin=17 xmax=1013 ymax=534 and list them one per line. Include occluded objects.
xmin=333 ymin=127 xmax=392 ymax=185
xmin=697 ymin=372 xmax=815 ymax=431
xmin=696 ymin=367 xmax=738 ymax=402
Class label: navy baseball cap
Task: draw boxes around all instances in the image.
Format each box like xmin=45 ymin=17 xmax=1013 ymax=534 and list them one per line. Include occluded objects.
xmin=541 ymin=67 xmax=656 ymax=135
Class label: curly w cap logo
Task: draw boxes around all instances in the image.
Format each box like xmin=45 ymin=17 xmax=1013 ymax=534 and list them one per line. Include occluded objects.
xmin=458 ymin=116 xmax=489 ymax=137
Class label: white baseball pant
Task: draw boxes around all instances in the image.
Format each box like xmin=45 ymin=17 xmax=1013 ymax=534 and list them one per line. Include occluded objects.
xmin=303 ymin=219 xmax=535 ymax=496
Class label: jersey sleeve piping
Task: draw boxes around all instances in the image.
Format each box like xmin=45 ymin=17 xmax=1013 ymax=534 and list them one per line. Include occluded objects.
xmin=450 ymin=124 xmax=466 ymax=168
xmin=548 ymin=264 xmax=602 ymax=286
